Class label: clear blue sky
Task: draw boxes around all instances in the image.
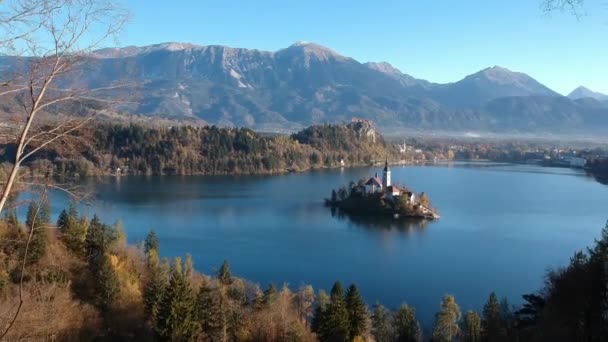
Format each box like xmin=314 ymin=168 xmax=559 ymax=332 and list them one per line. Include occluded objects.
xmin=116 ymin=0 xmax=608 ymax=95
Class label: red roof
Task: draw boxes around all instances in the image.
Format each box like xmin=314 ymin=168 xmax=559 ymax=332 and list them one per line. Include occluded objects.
xmin=366 ymin=177 xmax=382 ymax=187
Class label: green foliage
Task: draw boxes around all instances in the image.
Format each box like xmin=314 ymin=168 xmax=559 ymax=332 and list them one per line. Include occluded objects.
xmin=144 ymin=249 xmax=167 ymax=326
xmin=482 ymin=292 xmax=506 ymax=341
xmin=95 ymin=255 xmax=119 ymax=312
xmin=316 ymin=281 xmax=350 ymax=342
xmin=197 ymin=281 xmax=229 ymax=341
xmin=263 ymin=283 xmax=278 ymax=305
xmin=217 ymin=259 xmax=232 ymax=286
xmin=144 ymin=229 xmax=159 ymax=256
xmin=84 ymin=215 xmax=116 ymax=272
xmin=371 ymin=303 xmax=392 ymax=342
xmin=57 ymin=204 xmax=87 ymax=253
xmin=24 ymin=200 xmax=49 ymax=264
xmin=345 ymin=284 xmax=368 ymax=340
xmin=462 ymin=311 xmax=481 ymax=342
xmin=156 ymin=257 xmax=197 ymax=340
xmin=5 ymin=122 xmax=397 ymax=177
xmin=431 ymin=294 xmax=461 ymax=342
xmin=393 ymin=303 xmax=422 ymax=342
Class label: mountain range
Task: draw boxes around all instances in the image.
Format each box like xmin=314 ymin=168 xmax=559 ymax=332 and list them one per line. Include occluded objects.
xmin=2 ymin=41 xmax=608 ymax=135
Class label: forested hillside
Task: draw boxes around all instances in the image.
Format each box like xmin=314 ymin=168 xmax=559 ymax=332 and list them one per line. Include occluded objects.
xmin=0 ymin=122 xmax=397 ymax=177
xmin=1 ymin=202 xmax=607 ymax=341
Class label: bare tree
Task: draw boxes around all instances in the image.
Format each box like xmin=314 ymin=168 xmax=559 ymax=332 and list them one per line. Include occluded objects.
xmin=541 ymin=0 xmax=585 ymax=17
xmin=0 ymin=0 xmax=129 ymax=214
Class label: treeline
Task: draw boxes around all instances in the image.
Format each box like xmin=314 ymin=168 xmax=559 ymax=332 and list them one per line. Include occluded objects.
xmin=0 ymin=122 xmax=396 ymax=177
xmin=1 ymin=202 xmax=607 ymax=340
xmin=587 ymin=157 xmax=608 ymax=184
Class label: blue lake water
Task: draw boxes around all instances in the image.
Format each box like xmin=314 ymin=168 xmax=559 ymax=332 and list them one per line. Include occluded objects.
xmin=43 ymin=162 xmax=608 ymax=324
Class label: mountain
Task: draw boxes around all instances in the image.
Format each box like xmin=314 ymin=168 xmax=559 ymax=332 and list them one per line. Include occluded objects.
xmin=431 ymin=66 xmax=560 ymax=108
xmin=568 ymin=86 xmax=608 ymax=101
xmin=1 ymin=41 xmax=606 ymax=135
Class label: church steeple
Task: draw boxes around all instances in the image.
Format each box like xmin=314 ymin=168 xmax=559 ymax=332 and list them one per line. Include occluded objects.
xmin=382 ymin=159 xmax=391 ymax=188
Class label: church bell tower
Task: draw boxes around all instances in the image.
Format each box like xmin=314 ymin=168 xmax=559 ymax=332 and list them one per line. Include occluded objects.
xmin=382 ymin=159 xmax=391 ymax=189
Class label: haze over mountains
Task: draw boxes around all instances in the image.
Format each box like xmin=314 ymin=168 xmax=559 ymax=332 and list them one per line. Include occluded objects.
xmin=3 ymin=41 xmax=608 ymax=135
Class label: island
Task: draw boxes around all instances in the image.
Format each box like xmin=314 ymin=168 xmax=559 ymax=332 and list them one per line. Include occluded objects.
xmin=326 ymin=161 xmax=440 ymax=220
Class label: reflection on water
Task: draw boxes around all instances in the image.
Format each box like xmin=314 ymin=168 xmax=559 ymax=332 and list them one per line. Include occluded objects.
xmin=330 ymin=207 xmax=430 ymax=233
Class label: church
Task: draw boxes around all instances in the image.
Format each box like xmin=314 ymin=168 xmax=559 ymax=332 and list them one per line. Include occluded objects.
xmin=364 ymin=160 xmax=415 ymax=202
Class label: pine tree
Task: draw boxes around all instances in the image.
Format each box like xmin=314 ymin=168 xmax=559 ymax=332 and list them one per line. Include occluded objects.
xmin=323 ymin=281 xmax=350 ymax=342
xmin=24 ymin=201 xmax=47 ymax=264
xmin=197 ymin=281 xmax=229 ymax=341
xmin=311 ymin=290 xmax=330 ymax=340
xmin=462 ymin=311 xmax=481 ymax=342
xmin=143 ymin=249 xmax=167 ymax=325
xmin=85 ymin=215 xmax=116 ymax=272
xmin=217 ymin=259 xmax=232 ymax=286
xmin=58 ymin=204 xmax=86 ymax=253
xmin=156 ymin=257 xmax=197 ymax=340
xmin=393 ymin=303 xmax=422 ymax=342
xmin=345 ymin=284 xmax=368 ymax=340
xmin=263 ymin=283 xmax=278 ymax=306
xmin=431 ymin=294 xmax=461 ymax=342
xmin=482 ymin=292 xmax=506 ymax=342
xmin=95 ymin=255 xmax=119 ymax=312
xmin=144 ymin=229 xmax=159 ymax=256
xmin=371 ymin=303 xmax=392 ymax=342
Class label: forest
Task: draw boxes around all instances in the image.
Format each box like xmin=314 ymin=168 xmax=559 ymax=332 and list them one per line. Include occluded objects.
xmin=0 ymin=121 xmax=397 ymax=178
xmin=1 ymin=200 xmax=607 ymax=341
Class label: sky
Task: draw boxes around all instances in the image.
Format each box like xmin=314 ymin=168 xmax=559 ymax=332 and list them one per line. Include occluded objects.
xmin=115 ymin=0 xmax=608 ymax=95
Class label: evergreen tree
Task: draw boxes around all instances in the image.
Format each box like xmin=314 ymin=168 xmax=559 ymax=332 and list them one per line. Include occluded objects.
xmin=24 ymin=201 xmax=47 ymax=264
xmin=156 ymin=257 xmax=197 ymax=340
xmin=431 ymin=294 xmax=461 ymax=342
xmin=393 ymin=303 xmax=422 ymax=342
xmin=95 ymin=255 xmax=119 ymax=312
xmin=144 ymin=229 xmax=159 ymax=256
xmin=197 ymin=281 xmax=229 ymax=341
xmin=85 ymin=215 xmax=116 ymax=271
xmin=462 ymin=311 xmax=481 ymax=342
xmin=371 ymin=303 xmax=392 ymax=342
xmin=58 ymin=204 xmax=86 ymax=253
xmin=482 ymin=292 xmax=506 ymax=341
xmin=345 ymin=284 xmax=368 ymax=340
xmin=311 ymin=290 xmax=330 ymax=340
xmin=143 ymin=249 xmax=167 ymax=326
xmin=217 ymin=259 xmax=232 ymax=286
xmin=263 ymin=282 xmax=278 ymax=305
xmin=57 ymin=209 xmax=69 ymax=232
xmin=322 ymin=281 xmax=350 ymax=342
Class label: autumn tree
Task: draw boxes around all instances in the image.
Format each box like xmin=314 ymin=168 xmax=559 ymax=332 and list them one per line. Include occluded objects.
xmin=0 ymin=0 xmax=129 ymax=214
xmin=431 ymin=294 xmax=461 ymax=342
xmin=462 ymin=311 xmax=481 ymax=342
xmin=371 ymin=303 xmax=392 ymax=342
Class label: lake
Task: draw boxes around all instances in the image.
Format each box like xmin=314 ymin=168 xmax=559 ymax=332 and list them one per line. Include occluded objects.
xmin=45 ymin=162 xmax=608 ymax=325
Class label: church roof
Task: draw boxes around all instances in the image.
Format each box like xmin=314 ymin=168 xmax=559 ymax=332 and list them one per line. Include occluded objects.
xmin=383 ymin=159 xmax=389 ymax=171
xmin=366 ymin=176 xmax=382 ymax=187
